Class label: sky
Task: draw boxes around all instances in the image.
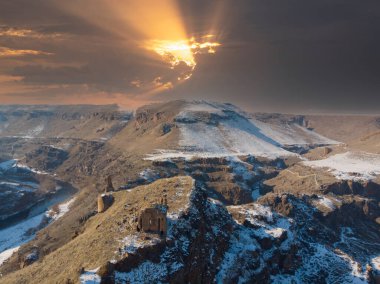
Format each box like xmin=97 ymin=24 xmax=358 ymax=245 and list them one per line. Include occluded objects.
xmin=0 ymin=0 xmax=379 ymax=113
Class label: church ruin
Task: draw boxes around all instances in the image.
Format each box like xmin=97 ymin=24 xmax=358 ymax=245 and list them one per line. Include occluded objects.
xmin=137 ymin=196 xmax=168 ymax=237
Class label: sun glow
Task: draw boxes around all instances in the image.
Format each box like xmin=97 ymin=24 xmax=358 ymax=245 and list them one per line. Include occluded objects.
xmin=150 ymin=39 xmax=196 ymax=68
xmin=147 ymin=36 xmax=221 ymax=80
xmin=58 ymin=0 xmax=222 ymax=91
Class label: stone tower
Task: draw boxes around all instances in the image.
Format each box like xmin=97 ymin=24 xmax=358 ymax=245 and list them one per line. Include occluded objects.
xmin=105 ymin=175 xmax=114 ymax=193
xmin=98 ymin=176 xmax=115 ymax=213
xmin=98 ymin=194 xmax=114 ymax=213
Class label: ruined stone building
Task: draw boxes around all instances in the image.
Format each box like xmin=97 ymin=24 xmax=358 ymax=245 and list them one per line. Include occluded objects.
xmin=137 ymin=202 xmax=168 ymax=236
xmin=97 ymin=194 xmax=114 ymax=213
xmin=97 ymin=175 xmax=115 ymax=213
xmin=105 ymin=175 xmax=114 ymax=192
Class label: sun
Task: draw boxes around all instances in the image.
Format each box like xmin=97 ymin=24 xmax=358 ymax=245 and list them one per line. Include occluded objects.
xmin=146 ymin=35 xmax=221 ymax=81
xmin=149 ymin=39 xmax=196 ymax=69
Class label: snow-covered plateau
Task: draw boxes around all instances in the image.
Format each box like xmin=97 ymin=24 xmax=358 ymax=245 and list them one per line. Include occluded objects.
xmin=303 ymin=151 xmax=380 ymax=181
xmin=147 ymin=101 xmax=338 ymax=161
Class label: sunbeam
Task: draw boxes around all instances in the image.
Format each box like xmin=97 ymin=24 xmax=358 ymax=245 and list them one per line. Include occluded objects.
xmin=58 ymin=0 xmax=222 ymax=93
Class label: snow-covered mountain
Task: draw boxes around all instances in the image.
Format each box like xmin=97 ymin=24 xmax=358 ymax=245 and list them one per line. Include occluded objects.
xmin=145 ymin=101 xmax=338 ymax=160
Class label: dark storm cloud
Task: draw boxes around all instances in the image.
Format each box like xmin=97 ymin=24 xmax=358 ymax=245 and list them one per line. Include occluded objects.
xmin=10 ymin=58 xmax=179 ymax=94
xmin=0 ymin=0 xmax=379 ymax=113
xmin=168 ymin=0 xmax=380 ymax=113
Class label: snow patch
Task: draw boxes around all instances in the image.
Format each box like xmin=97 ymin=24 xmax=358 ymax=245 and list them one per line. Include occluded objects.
xmin=119 ymin=234 xmax=161 ymax=254
xmin=16 ymin=163 xmax=50 ymax=175
xmin=47 ymin=197 xmax=76 ymax=220
xmin=0 ymin=213 xmax=45 ymax=267
xmin=178 ymin=108 xmax=292 ymax=158
xmin=0 ymin=247 xmax=19 ymax=266
xmin=115 ymin=261 xmax=167 ymax=283
xmin=303 ymin=151 xmax=380 ymax=181
xmin=0 ymin=196 xmax=75 ymax=267
xmin=252 ymin=119 xmax=339 ymax=146
xmin=167 ymin=177 xmax=194 ymax=221
xmin=271 ymin=243 xmax=367 ymax=284
xmin=265 ymin=227 xmax=286 ymax=238
xmin=80 ymin=268 xmax=101 ymax=284
xmin=176 ymin=101 xmax=226 ymax=117
xmin=25 ymin=124 xmax=44 ymax=137
xmin=146 ymin=102 xmax=298 ymax=160
xmin=139 ymin=168 xmax=159 ymax=182
xmin=47 ymin=144 xmax=64 ymax=151
xmin=218 ymin=204 xmax=294 ymax=283
xmin=232 ymin=204 xmax=275 ymax=224
xmin=0 ymin=159 xmax=50 ymax=175
xmin=372 ymin=256 xmax=380 ymax=272
xmin=314 ymin=196 xmax=336 ymax=211
xmin=215 ymin=226 xmax=260 ymax=283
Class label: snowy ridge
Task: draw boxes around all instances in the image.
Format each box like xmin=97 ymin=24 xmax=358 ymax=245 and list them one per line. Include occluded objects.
xmin=146 ymin=101 xmax=338 ymax=161
xmin=217 ymin=203 xmax=295 ymax=283
xmin=252 ymin=119 xmax=339 ymax=146
xmin=228 ymin=203 xmax=294 ymax=249
xmin=271 ymin=242 xmax=367 ymax=284
xmin=177 ymin=102 xmax=291 ymax=159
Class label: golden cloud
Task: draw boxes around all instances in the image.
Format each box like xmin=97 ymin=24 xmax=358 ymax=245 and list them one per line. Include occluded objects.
xmin=0 ymin=46 xmax=52 ymax=57
xmin=58 ymin=0 xmax=221 ymax=88
xmin=0 ymin=26 xmax=60 ymax=38
xmin=0 ymin=75 xmax=23 ymax=83
xmin=146 ymin=36 xmax=220 ymax=82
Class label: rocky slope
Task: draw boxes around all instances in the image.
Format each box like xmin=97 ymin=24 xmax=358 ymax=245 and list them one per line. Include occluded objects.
xmin=0 ymin=104 xmax=131 ymax=141
xmin=0 ymin=101 xmax=379 ymax=283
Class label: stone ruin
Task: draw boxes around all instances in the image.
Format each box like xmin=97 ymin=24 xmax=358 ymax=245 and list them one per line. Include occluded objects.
xmin=323 ymin=147 xmax=332 ymax=156
xmin=105 ymin=175 xmax=115 ymax=192
xmin=97 ymin=175 xmax=115 ymax=213
xmin=97 ymin=194 xmax=114 ymax=213
xmin=137 ymin=195 xmax=168 ymax=237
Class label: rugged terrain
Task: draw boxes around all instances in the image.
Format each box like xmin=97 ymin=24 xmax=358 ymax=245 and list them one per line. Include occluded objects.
xmin=0 ymin=101 xmax=379 ymax=283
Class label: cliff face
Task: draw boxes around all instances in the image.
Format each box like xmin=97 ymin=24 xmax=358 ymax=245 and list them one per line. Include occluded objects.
xmin=0 ymin=104 xmax=131 ymax=141
xmin=109 ymin=185 xmax=233 ymax=283
xmin=99 ymin=181 xmax=300 ymax=284
xmin=90 ymin=156 xmax=379 ymax=283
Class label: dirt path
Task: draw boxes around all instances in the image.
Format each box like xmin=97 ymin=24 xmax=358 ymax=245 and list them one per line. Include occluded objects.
xmin=283 ymin=169 xmax=320 ymax=188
